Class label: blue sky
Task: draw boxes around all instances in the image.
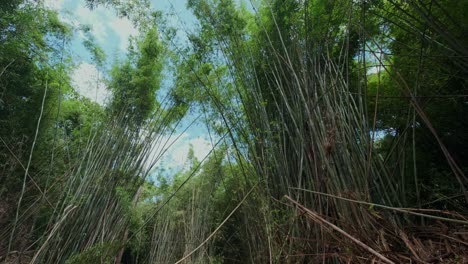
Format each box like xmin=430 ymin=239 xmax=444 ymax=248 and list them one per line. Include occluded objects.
xmin=44 ymin=0 xmax=214 ymax=173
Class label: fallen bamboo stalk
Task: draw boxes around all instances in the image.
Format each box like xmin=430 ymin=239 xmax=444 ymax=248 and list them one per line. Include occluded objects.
xmin=284 ymin=195 xmax=395 ymax=264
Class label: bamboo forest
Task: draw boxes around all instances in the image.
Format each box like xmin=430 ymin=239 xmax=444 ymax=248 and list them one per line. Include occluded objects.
xmin=0 ymin=0 xmax=467 ymax=263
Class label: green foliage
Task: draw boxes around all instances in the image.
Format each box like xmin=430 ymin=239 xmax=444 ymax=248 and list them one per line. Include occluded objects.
xmin=368 ymin=0 xmax=468 ymax=207
xmin=0 ymin=2 xmax=73 ymax=193
xmin=1 ymin=0 xmax=467 ymax=263
xmin=80 ymin=25 xmax=106 ymax=67
xmin=83 ymin=0 xmax=152 ymax=29
xmin=108 ymin=27 xmax=163 ymax=127
xmin=168 ymin=0 xmax=468 ymax=262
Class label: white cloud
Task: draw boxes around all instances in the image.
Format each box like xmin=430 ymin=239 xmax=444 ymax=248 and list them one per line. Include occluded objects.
xmin=72 ymin=2 xmax=138 ymax=52
xmin=76 ymin=6 xmax=109 ymax=45
xmin=43 ymin=0 xmax=65 ymax=10
xmin=71 ymin=62 xmax=110 ymax=105
xmin=108 ymin=16 xmax=139 ymax=51
xmin=149 ymin=132 xmax=214 ymax=171
xmin=189 ymin=137 xmax=213 ymax=161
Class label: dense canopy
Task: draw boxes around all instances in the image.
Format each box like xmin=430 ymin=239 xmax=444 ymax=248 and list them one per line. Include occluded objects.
xmin=0 ymin=0 xmax=467 ymax=263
